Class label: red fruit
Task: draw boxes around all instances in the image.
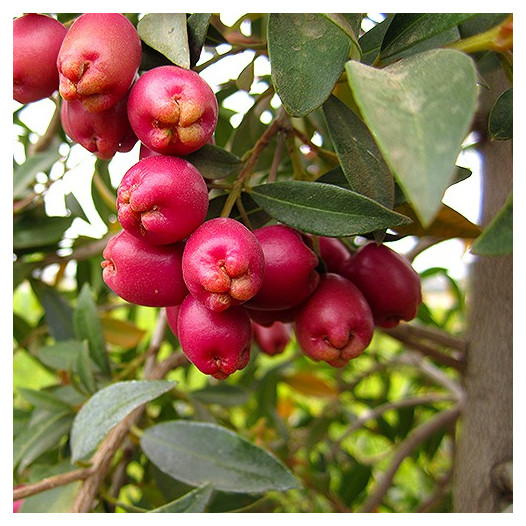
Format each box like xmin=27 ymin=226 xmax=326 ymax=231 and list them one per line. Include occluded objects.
xmin=61 ymin=96 xmax=137 ymax=159
xmin=117 ymin=155 xmax=209 ymax=245
xmin=127 ymin=65 xmax=218 ymax=155
xmin=318 ymin=236 xmax=351 ymax=274
xmin=182 ymin=218 xmax=265 ymax=312
xmin=246 ymin=225 xmax=320 ymax=311
xmin=101 ymin=230 xmax=187 ymax=307
xmin=340 ymin=242 xmax=422 ymax=328
xmin=294 ymin=273 xmax=374 ymax=367
xmin=175 ymin=294 xmax=251 ymax=379
xmin=57 ymin=13 xmax=142 ymax=113
xmin=252 ymin=321 xmax=291 ymax=356
xmin=166 ymin=304 xmax=180 ymax=338
xmin=13 ymin=14 xmax=67 ymax=104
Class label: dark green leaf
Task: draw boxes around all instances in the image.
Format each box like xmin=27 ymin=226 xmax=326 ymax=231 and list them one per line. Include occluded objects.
xmin=17 ymin=387 xmax=75 ymax=413
xmin=489 ymin=87 xmax=512 ymax=141
xmin=150 ymin=485 xmax=214 ymax=513
xmin=13 ymin=214 xmax=73 ymax=251
xmin=471 ymin=192 xmax=512 ymax=256
xmin=75 ymin=340 xmax=97 ymax=394
xmin=185 ymin=143 xmax=242 ymax=179
xmin=65 ymin=192 xmax=90 ymax=224
xmin=36 ymin=339 xmax=85 ymax=371
xmin=13 ymin=148 xmax=61 ymax=199
xmin=187 ymin=13 xmax=212 ymax=67
xmin=73 ymin=284 xmax=110 ymax=376
xmin=190 ymin=384 xmax=249 ymax=407
xmin=379 ymin=14 xmax=475 ymax=62
xmin=206 ymin=192 xmax=271 ymax=229
xmin=70 ymin=380 xmax=176 ymax=462
xmin=323 ymin=95 xmax=394 ymax=208
xmin=13 ymin=411 xmax=74 ymax=473
xmin=140 ymin=420 xmax=299 ymax=493
xmin=337 ymin=455 xmax=372 ymax=504
xmin=323 ymin=14 xmax=362 ymax=58
xmin=359 ymin=16 xmax=394 ymax=65
xmin=250 ymin=181 xmax=411 ymax=236
xmin=137 ymin=13 xmax=190 ymax=69
xmin=346 ymin=49 xmax=478 ymax=226
xmin=30 ymin=280 xmax=75 ymax=341
xmin=268 ymin=13 xmax=351 ymax=117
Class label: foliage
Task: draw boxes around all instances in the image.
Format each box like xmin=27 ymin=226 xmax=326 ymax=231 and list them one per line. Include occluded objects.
xmin=13 ymin=12 xmax=513 ymax=513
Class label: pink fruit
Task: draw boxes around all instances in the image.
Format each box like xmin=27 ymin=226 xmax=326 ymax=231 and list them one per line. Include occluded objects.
xmin=318 ymin=236 xmax=351 ymax=274
xmin=246 ymin=225 xmax=320 ymax=311
xmin=175 ymin=294 xmax=251 ymax=379
xmin=340 ymin=242 xmax=422 ymax=328
xmin=182 ymin=218 xmax=265 ymax=312
xmin=61 ymin=96 xmax=137 ymax=159
xmin=166 ymin=304 xmax=180 ymax=338
xmin=101 ymin=230 xmax=187 ymax=307
xmin=252 ymin=321 xmax=291 ymax=356
xmin=57 ymin=13 xmax=142 ymax=113
xmin=127 ymin=65 xmax=218 ymax=155
xmin=117 ymin=155 xmax=209 ymax=245
xmin=13 ymin=14 xmax=67 ymax=104
xmin=294 ymin=273 xmax=374 ymax=367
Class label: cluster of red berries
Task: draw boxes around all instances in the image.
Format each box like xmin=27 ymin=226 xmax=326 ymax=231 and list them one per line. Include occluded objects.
xmin=13 ymin=13 xmax=423 ymax=381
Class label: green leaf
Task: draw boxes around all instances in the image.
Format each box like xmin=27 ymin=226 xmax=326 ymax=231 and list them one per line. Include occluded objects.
xmin=30 ymin=280 xmax=75 ymax=341
xmin=13 ymin=148 xmax=61 ymax=199
xmin=346 ymin=49 xmax=478 ymax=226
xmin=250 ymin=181 xmax=411 ymax=236
xmin=149 ymin=485 xmax=214 ymax=513
xmin=471 ymin=192 xmax=512 ymax=256
xmin=17 ymin=387 xmax=75 ymax=413
xmin=137 ymin=13 xmax=190 ymax=69
xmin=489 ymin=87 xmax=512 ymax=141
xmin=190 ymin=384 xmax=249 ymax=407
xmin=323 ymin=13 xmax=362 ymax=59
xmin=13 ymin=214 xmax=74 ymax=251
xmin=36 ymin=339 xmax=85 ymax=371
xmin=187 ymin=13 xmax=212 ymax=67
xmin=379 ymin=13 xmax=475 ymax=62
xmin=140 ymin=420 xmax=299 ymax=493
xmin=322 ymin=95 xmax=394 ymax=208
xmin=14 ymin=411 xmax=74 ymax=473
xmin=73 ymin=284 xmax=110 ymax=376
xmin=70 ymin=380 xmax=176 ymax=463
xmin=185 ymin=143 xmax=242 ymax=180
xmin=268 ymin=13 xmax=351 ymax=117
xmin=75 ymin=340 xmax=97 ymax=394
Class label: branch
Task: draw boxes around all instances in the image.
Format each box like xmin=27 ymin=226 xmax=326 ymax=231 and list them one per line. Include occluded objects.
xmin=358 ymin=405 xmax=461 ymax=513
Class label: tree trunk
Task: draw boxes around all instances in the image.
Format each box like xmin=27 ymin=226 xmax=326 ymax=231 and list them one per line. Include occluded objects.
xmin=453 ymin=67 xmax=513 ymax=512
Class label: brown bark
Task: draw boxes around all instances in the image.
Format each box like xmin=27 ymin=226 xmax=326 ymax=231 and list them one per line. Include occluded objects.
xmin=453 ymin=66 xmax=513 ymax=512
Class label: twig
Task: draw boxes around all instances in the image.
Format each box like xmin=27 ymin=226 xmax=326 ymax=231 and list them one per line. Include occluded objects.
xmin=358 ymin=406 xmax=461 ymax=513
xmin=13 ymin=468 xmax=93 ymax=501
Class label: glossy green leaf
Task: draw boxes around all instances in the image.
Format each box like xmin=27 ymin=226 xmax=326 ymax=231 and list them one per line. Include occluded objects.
xmin=71 ymin=380 xmax=176 ymax=462
xmin=73 ymin=284 xmax=110 ymax=376
xmin=30 ymin=280 xmax=75 ymax=341
xmin=14 ymin=411 xmax=74 ymax=473
xmin=250 ymin=181 xmax=411 ymax=236
xmin=185 ymin=143 xmax=242 ymax=180
xmin=13 ymin=214 xmax=73 ymax=251
xmin=489 ymin=88 xmax=513 ymax=141
xmin=323 ymin=13 xmax=362 ymax=59
xmin=137 ymin=13 xmax=190 ymax=69
xmin=346 ymin=49 xmax=478 ymax=226
xmin=150 ymin=485 xmax=214 ymax=513
xmin=471 ymin=193 xmax=512 ymax=256
xmin=379 ymin=13 xmax=475 ymax=62
xmin=359 ymin=16 xmax=393 ymax=65
xmin=187 ymin=13 xmax=212 ymax=67
xmin=323 ymin=95 xmax=394 ymax=208
xmin=268 ymin=13 xmax=351 ymax=117
xmin=140 ymin=420 xmax=299 ymax=493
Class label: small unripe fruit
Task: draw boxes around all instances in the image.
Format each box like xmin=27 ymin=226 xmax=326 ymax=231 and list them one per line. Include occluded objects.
xmin=127 ymin=65 xmax=218 ymax=155
xmin=252 ymin=321 xmax=291 ymax=356
xmin=318 ymin=236 xmax=352 ymax=275
xmin=101 ymin=230 xmax=187 ymax=307
xmin=61 ymin=96 xmax=137 ymax=159
xmin=247 ymin=225 xmax=320 ymax=311
xmin=340 ymin=242 xmax=422 ymax=328
xmin=13 ymin=14 xmax=67 ymax=104
xmin=182 ymin=218 xmax=265 ymax=312
xmin=117 ymin=155 xmax=209 ymax=245
xmin=294 ymin=273 xmax=374 ymax=367
xmin=175 ymin=294 xmax=251 ymax=379
xmin=57 ymin=13 xmax=142 ymax=113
